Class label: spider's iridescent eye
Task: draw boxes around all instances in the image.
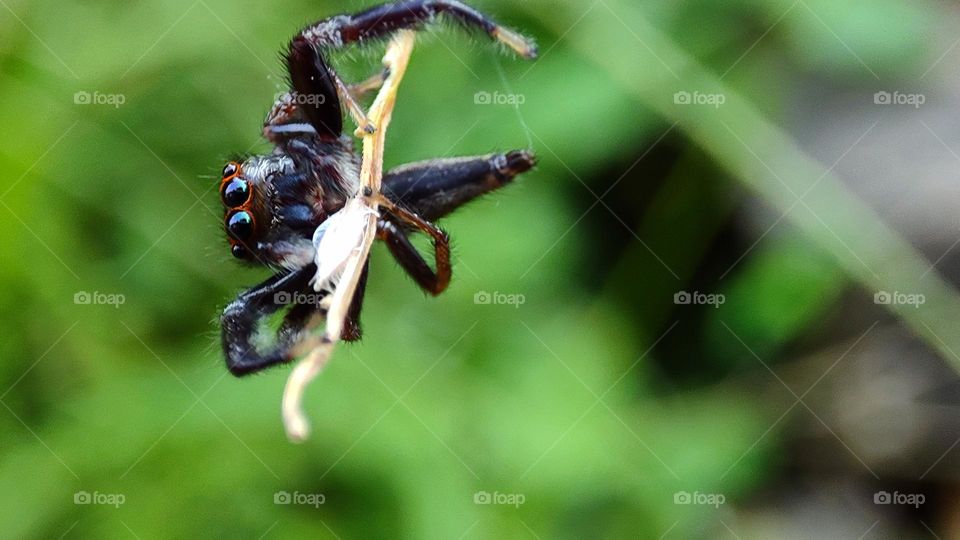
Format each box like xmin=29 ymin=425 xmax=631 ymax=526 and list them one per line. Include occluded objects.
xmin=222 ymin=162 xmax=239 ymax=179
xmin=227 ymin=210 xmax=255 ymax=240
xmin=231 ymin=244 xmax=249 ymax=259
xmin=221 ymin=177 xmax=251 ymax=208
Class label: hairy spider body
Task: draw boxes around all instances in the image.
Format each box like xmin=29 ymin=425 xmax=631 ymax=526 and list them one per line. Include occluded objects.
xmin=218 ymin=1 xmax=537 ymax=376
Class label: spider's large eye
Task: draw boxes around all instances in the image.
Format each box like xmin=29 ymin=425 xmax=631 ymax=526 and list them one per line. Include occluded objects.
xmin=222 ymin=162 xmax=239 ymax=179
xmin=226 ymin=210 xmax=255 ymax=240
xmin=221 ymin=177 xmax=251 ymax=208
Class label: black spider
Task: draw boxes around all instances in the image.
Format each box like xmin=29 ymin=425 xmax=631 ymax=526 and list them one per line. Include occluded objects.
xmin=217 ymin=1 xmax=537 ymax=376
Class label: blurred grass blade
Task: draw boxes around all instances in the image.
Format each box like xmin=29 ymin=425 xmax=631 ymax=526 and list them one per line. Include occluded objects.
xmin=540 ymin=0 xmax=960 ymax=370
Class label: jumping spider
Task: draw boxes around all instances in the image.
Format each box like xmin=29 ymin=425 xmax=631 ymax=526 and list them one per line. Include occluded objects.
xmin=218 ymin=1 xmax=537 ymax=376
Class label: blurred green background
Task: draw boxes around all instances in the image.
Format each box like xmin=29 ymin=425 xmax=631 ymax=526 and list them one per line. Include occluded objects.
xmin=4 ymin=0 xmax=960 ymax=537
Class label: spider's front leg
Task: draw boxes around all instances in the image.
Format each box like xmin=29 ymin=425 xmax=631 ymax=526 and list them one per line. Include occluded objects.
xmin=264 ymin=69 xmax=388 ymax=142
xmin=222 ymin=263 xmax=369 ymax=376
xmin=322 ymin=1 xmax=538 ymax=58
xmin=283 ymin=1 xmax=537 ymax=139
xmin=222 ymin=265 xmax=316 ymax=376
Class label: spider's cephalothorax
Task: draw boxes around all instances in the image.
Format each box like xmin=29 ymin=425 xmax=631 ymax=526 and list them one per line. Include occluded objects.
xmin=219 ymin=1 xmax=537 ymax=376
xmin=219 ymin=140 xmax=360 ymax=269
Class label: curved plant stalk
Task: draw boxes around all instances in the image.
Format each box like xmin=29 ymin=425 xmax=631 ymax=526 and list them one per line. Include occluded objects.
xmin=282 ymin=31 xmax=417 ymax=442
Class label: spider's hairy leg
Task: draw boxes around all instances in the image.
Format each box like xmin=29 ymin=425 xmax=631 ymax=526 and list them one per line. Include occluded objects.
xmin=222 ymin=265 xmax=316 ymax=376
xmin=377 ymin=219 xmax=450 ymax=295
xmin=341 ymin=262 xmax=368 ymax=341
xmin=286 ymin=38 xmax=343 ymax=139
xmin=376 ymin=199 xmax=452 ymax=295
xmin=287 ymin=266 xmax=368 ymax=341
xmin=222 ymin=267 xmax=367 ymax=377
xmin=285 ymin=1 xmax=537 ymax=138
xmin=277 ymin=301 xmax=320 ymax=346
xmin=326 ymin=1 xmax=539 ymax=59
xmin=381 ymin=150 xmax=536 ymax=221
xmin=374 ymin=150 xmax=536 ymax=294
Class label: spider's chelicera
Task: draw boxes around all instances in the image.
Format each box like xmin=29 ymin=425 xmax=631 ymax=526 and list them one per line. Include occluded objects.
xmin=219 ymin=1 xmax=537 ymax=376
